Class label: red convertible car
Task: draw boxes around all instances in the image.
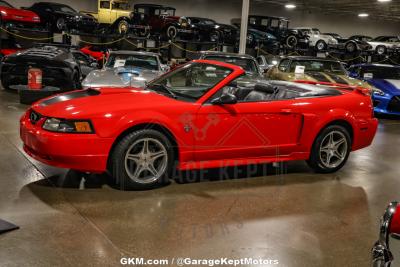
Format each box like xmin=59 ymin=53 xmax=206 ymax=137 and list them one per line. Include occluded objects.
xmin=20 ymin=60 xmax=378 ymax=190
xmin=0 ymin=0 xmax=40 ymax=28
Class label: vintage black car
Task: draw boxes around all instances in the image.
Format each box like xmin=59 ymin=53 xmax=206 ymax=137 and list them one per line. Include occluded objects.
xmin=133 ymin=4 xmax=192 ymax=40
xmin=1 ymin=45 xmax=84 ymax=90
xmin=27 ymin=2 xmax=98 ymax=33
xmin=324 ymin=33 xmax=373 ymax=53
xmin=186 ymin=17 xmax=237 ymax=44
xmin=247 ymin=15 xmax=308 ymax=49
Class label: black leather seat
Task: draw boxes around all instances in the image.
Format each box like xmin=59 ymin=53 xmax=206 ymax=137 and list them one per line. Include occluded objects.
xmin=244 ymin=83 xmax=277 ymax=102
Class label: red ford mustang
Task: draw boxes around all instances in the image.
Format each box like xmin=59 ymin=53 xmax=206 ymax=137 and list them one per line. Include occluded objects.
xmin=20 ymin=60 xmax=378 ymax=190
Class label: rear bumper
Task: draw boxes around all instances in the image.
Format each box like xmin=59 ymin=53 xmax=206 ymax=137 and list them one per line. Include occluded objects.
xmin=20 ymin=110 xmax=113 ymax=173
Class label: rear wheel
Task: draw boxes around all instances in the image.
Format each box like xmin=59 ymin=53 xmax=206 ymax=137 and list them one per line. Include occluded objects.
xmin=110 ymin=129 xmax=175 ymax=190
xmin=307 ymin=125 xmax=351 ymax=173
xmin=285 ymin=35 xmax=298 ymax=48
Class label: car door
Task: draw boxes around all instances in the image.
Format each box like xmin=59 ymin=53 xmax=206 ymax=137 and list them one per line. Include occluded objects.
xmin=98 ymin=0 xmax=111 ymax=24
xmin=193 ymin=92 xmax=303 ymax=162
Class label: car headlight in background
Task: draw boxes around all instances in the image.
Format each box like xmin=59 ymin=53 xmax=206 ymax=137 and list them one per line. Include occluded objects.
xmin=372 ymin=87 xmax=385 ymax=96
xmin=43 ymin=118 xmax=94 ymax=133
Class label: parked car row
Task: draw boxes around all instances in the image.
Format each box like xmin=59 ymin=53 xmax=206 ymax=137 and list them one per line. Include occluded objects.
xmin=2 ymin=0 xmax=399 ymax=55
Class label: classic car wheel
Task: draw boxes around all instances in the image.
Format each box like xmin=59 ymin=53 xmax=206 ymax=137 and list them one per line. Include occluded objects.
xmin=376 ymin=46 xmax=386 ymax=55
xmin=56 ymin=18 xmax=66 ymax=31
xmin=166 ymin=25 xmax=177 ymax=39
xmin=307 ymin=125 xmax=351 ymax=173
xmin=315 ymin=40 xmax=327 ymax=51
xmin=246 ymin=34 xmax=255 ymax=46
xmin=345 ymin=42 xmax=357 ymax=53
xmin=118 ymin=20 xmax=129 ymax=34
xmin=110 ymin=129 xmax=174 ymax=190
xmin=285 ymin=35 xmax=298 ymax=48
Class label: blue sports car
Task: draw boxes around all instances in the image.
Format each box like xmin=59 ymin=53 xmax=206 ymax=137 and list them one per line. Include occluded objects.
xmin=348 ymin=64 xmax=400 ymax=116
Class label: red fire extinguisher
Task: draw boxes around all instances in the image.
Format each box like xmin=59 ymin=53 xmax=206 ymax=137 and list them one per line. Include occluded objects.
xmin=27 ymin=68 xmax=42 ymax=90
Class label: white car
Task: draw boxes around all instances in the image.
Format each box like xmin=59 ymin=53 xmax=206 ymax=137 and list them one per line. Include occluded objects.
xmin=350 ymin=35 xmax=400 ymax=55
xmin=295 ymin=27 xmax=338 ymax=51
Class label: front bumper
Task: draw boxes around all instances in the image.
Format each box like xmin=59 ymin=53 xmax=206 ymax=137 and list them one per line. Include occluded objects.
xmin=20 ymin=110 xmax=113 ymax=173
xmin=373 ymin=94 xmax=400 ymax=116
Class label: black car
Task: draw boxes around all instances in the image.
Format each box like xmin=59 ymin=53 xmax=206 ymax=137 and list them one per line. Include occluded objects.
xmin=324 ymin=33 xmax=372 ymax=53
xmin=1 ymin=45 xmax=82 ymax=90
xmin=247 ymin=15 xmax=308 ymax=49
xmin=27 ymin=2 xmax=98 ymax=33
xmin=186 ymin=17 xmax=238 ymax=45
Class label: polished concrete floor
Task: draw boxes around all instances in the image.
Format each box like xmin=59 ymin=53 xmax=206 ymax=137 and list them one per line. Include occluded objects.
xmin=0 ymin=89 xmax=400 ymax=267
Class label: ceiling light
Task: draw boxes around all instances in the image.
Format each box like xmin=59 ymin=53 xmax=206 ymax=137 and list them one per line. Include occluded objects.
xmin=358 ymin=13 xmax=369 ymax=17
xmin=285 ymin=4 xmax=296 ymax=9
xmin=378 ymin=0 xmax=392 ymax=2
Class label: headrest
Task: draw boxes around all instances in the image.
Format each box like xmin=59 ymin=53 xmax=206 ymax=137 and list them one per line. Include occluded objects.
xmin=254 ymin=83 xmax=276 ymax=94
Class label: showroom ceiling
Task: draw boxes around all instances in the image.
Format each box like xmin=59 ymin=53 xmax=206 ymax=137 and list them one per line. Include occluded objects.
xmin=254 ymin=0 xmax=400 ymax=21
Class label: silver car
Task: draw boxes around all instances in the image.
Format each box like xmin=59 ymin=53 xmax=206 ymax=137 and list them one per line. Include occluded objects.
xmin=82 ymin=51 xmax=168 ymax=89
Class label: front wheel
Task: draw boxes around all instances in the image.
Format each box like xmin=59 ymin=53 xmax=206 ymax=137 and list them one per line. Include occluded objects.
xmin=315 ymin=40 xmax=327 ymax=51
xmin=56 ymin=17 xmax=66 ymax=31
xmin=110 ymin=129 xmax=175 ymax=190
xmin=118 ymin=20 xmax=129 ymax=34
xmin=307 ymin=125 xmax=351 ymax=173
xmin=376 ymin=45 xmax=386 ymax=55
xmin=166 ymin=25 xmax=178 ymax=39
xmin=345 ymin=42 xmax=357 ymax=53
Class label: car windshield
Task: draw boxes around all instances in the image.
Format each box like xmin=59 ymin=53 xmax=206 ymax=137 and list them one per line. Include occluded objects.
xmin=290 ymin=60 xmax=346 ymax=75
xmin=311 ymin=28 xmax=321 ymax=34
xmin=146 ymin=62 xmax=232 ymax=101
xmin=52 ymin=4 xmax=76 ymax=13
xmin=106 ymin=54 xmax=159 ymax=70
xmin=360 ymin=66 xmax=400 ymax=80
xmin=203 ymin=56 xmax=258 ymax=74
xmin=157 ymin=8 xmax=175 ymax=16
xmin=0 ymin=1 xmax=13 ymax=8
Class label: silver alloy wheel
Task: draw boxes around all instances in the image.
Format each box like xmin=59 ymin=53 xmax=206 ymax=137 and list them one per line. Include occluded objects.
xmin=124 ymin=138 xmax=168 ymax=184
xmin=319 ymin=131 xmax=348 ymax=169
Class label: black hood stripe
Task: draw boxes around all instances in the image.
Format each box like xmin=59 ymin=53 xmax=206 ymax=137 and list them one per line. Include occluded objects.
xmin=325 ymin=73 xmax=349 ymax=85
xmin=40 ymin=89 xmax=100 ymax=107
xmin=305 ymin=72 xmax=331 ymax=83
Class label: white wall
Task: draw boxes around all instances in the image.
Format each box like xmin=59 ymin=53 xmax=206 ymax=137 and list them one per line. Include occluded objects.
xmin=10 ymin=0 xmax=400 ymax=37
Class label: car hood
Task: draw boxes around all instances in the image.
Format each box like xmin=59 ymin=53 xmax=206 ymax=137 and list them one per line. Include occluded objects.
xmin=282 ymin=72 xmax=371 ymax=88
xmin=32 ymin=87 xmax=180 ymax=119
xmin=82 ymin=67 xmax=163 ymax=88
xmin=367 ymin=79 xmax=400 ymax=94
xmin=1 ymin=6 xmax=38 ymax=18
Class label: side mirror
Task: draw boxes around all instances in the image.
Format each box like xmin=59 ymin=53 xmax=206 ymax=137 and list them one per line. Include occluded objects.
xmin=211 ymin=93 xmax=237 ymax=105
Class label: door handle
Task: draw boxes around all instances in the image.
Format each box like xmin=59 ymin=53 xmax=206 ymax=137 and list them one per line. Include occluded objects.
xmin=280 ymin=109 xmax=292 ymax=114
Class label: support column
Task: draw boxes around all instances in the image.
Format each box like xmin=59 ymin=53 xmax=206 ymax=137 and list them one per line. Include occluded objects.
xmin=239 ymin=0 xmax=250 ymax=54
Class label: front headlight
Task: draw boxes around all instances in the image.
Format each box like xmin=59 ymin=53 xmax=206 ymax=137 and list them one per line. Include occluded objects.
xmin=43 ymin=118 xmax=94 ymax=133
xmin=372 ymin=87 xmax=385 ymax=96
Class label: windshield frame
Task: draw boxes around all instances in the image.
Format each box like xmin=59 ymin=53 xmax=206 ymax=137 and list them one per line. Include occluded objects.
xmin=146 ymin=61 xmax=236 ymax=103
xmin=202 ymin=55 xmax=260 ymax=75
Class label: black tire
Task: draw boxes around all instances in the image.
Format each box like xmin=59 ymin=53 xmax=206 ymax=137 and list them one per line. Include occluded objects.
xmin=210 ymin=31 xmax=220 ymax=43
xmin=118 ymin=20 xmax=129 ymax=34
xmin=166 ymin=25 xmax=177 ymax=39
xmin=307 ymin=125 xmax=351 ymax=173
xmin=376 ymin=45 xmax=386 ymax=55
xmin=71 ymin=71 xmax=80 ymax=90
xmin=315 ymin=40 xmax=327 ymax=51
xmin=345 ymin=42 xmax=357 ymax=53
xmin=285 ymin=35 xmax=298 ymax=48
xmin=109 ymin=129 xmax=175 ymax=190
xmin=246 ymin=34 xmax=255 ymax=47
